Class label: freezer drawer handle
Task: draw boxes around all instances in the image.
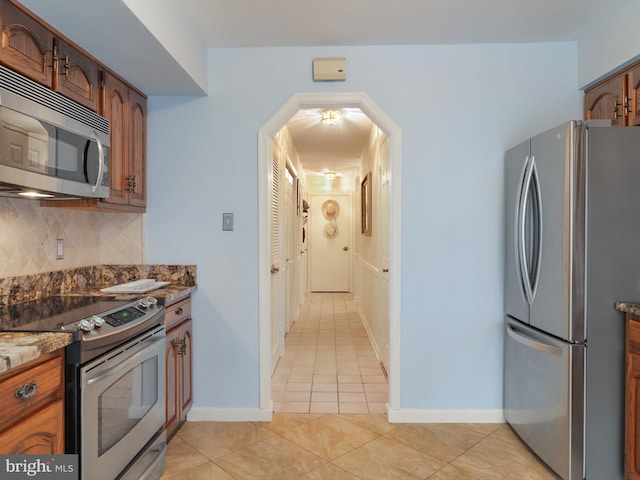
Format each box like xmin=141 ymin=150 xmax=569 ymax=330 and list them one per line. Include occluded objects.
xmin=506 ymin=323 xmax=562 ymax=356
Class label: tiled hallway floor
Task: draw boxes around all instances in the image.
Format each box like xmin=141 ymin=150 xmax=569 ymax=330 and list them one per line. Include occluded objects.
xmin=160 ymin=292 xmax=559 ymax=479
xmin=272 ymin=293 xmax=387 ymax=414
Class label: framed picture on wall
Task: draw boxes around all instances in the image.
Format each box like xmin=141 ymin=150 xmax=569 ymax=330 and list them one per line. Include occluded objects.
xmin=361 ymin=172 xmax=372 ymax=236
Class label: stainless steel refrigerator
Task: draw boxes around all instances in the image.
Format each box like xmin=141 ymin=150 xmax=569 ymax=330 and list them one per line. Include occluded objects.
xmin=504 ymin=120 xmax=640 ymax=480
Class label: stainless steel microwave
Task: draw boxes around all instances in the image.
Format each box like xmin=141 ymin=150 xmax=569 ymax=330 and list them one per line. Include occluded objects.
xmin=0 ymin=65 xmax=110 ymax=199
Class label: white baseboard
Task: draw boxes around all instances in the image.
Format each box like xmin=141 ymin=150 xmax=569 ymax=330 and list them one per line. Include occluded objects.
xmin=387 ymin=408 xmax=505 ymax=423
xmin=187 ymin=406 xmax=504 ymax=423
xmin=187 ymin=406 xmax=273 ymax=422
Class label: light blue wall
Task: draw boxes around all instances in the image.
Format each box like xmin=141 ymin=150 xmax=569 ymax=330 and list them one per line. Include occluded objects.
xmin=145 ymin=43 xmax=581 ymax=411
xmin=577 ymin=1 xmax=640 ymax=88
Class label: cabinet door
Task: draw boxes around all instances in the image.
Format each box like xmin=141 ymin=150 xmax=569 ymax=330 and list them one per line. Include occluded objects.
xmin=54 ymin=38 xmax=99 ymax=111
xmin=0 ymin=399 xmax=64 ymax=454
xmin=165 ymin=326 xmax=180 ymax=438
xmin=628 ymin=318 xmax=640 ymax=480
xmin=0 ymin=0 xmax=52 ymax=86
xmin=128 ymin=88 xmax=147 ymax=207
xmin=102 ymin=72 xmax=129 ymax=206
xmin=627 ymin=351 xmax=640 ymax=479
xmin=626 ymin=64 xmax=640 ymax=127
xmin=585 ymin=74 xmax=626 ymax=126
xmin=180 ymin=319 xmax=193 ymax=417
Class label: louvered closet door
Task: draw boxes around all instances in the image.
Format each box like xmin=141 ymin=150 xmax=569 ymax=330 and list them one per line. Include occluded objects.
xmin=270 ymin=142 xmax=283 ymax=374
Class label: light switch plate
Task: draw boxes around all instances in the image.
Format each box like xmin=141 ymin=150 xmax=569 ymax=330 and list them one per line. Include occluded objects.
xmin=56 ymin=238 xmax=64 ymax=259
xmin=223 ymin=213 xmax=234 ymax=231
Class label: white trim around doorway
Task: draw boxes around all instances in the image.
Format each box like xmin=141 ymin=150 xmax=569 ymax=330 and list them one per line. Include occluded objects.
xmin=258 ymin=92 xmax=402 ymax=420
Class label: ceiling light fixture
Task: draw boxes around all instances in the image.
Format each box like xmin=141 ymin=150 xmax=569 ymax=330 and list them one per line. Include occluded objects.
xmin=324 ymin=171 xmax=337 ymax=182
xmin=320 ymin=109 xmax=342 ymax=125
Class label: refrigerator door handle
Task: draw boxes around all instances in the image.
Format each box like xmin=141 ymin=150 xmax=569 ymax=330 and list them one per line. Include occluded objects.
xmin=528 ymin=157 xmax=543 ymax=302
xmin=517 ymin=155 xmax=543 ymax=306
xmin=518 ymin=156 xmax=535 ymax=305
xmin=506 ymin=321 xmax=563 ymax=356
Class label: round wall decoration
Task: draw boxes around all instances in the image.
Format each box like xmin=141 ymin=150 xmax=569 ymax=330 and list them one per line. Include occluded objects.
xmin=322 ymin=199 xmax=340 ymax=219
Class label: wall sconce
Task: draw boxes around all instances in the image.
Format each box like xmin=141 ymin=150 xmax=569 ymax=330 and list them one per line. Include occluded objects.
xmin=320 ymin=110 xmax=342 ymax=125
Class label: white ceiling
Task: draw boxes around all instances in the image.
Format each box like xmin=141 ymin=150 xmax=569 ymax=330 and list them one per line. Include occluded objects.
xmin=286 ymin=108 xmax=374 ymax=178
xmin=180 ymin=0 xmax=629 ymax=47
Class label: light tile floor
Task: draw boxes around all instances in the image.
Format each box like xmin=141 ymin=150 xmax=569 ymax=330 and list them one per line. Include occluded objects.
xmin=160 ymin=414 xmax=560 ymax=479
xmin=273 ymin=292 xmax=388 ymax=414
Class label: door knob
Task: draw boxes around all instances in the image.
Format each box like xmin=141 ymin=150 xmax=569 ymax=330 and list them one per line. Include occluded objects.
xmin=382 ymin=268 xmax=389 ymax=273
xmin=271 ymin=265 xmax=280 ymax=274
xmin=343 ymin=246 xmax=349 ymax=251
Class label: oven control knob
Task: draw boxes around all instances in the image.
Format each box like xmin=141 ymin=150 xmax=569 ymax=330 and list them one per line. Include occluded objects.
xmin=138 ymin=296 xmax=158 ymax=309
xmin=78 ymin=319 xmax=93 ymax=332
xmin=91 ymin=315 xmax=105 ymax=328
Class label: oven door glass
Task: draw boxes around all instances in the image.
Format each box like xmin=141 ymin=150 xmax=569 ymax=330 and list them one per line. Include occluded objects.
xmin=81 ymin=327 xmax=165 ymax=480
xmin=98 ymin=355 xmax=158 ymax=455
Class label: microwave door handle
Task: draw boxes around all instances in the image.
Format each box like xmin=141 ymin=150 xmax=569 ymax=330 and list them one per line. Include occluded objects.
xmin=91 ymin=132 xmax=105 ymax=194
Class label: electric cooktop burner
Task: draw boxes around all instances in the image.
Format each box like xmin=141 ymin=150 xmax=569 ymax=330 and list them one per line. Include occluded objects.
xmin=0 ymin=295 xmax=134 ymax=332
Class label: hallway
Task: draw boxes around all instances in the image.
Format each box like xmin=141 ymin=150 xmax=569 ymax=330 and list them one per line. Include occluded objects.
xmin=272 ymin=293 xmax=388 ymax=414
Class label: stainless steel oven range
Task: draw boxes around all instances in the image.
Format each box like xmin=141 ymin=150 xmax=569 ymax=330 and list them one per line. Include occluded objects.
xmin=0 ymin=295 xmax=166 ymax=480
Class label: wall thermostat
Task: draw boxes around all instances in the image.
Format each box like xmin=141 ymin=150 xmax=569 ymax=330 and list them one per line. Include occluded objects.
xmin=313 ymin=57 xmax=346 ymax=81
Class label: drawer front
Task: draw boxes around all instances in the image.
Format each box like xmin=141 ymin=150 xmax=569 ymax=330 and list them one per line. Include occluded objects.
xmin=164 ymin=298 xmax=191 ymax=330
xmin=0 ymin=353 xmax=64 ymax=432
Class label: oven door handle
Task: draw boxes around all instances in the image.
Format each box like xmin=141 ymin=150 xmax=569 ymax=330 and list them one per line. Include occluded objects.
xmin=85 ymin=335 xmax=164 ymax=387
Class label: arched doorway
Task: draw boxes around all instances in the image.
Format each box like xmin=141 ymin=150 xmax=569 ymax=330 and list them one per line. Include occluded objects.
xmin=257 ymin=92 xmax=402 ymax=418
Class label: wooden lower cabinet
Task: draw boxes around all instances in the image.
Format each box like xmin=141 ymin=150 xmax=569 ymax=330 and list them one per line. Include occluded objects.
xmin=0 ymin=400 xmax=64 ymax=454
xmin=627 ymin=315 xmax=640 ymax=479
xmin=165 ymin=297 xmax=193 ymax=439
xmin=0 ymin=351 xmax=65 ymax=455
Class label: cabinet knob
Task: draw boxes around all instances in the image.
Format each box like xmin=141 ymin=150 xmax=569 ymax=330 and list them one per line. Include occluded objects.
xmin=15 ymin=382 xmax=37 ymax=400
xmin=175 ymin=307 xmax=183 ymax=315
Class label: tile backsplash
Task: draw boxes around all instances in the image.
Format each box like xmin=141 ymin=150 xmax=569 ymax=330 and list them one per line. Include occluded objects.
xmin=0 ymin=198 xmax=143 ymax=277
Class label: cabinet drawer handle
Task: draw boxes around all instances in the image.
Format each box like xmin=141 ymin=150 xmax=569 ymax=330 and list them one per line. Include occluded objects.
xmin=15 ymin=382 xmax=37 ymax=400
xmin=175 ymin=307 xmax=183 ymax=315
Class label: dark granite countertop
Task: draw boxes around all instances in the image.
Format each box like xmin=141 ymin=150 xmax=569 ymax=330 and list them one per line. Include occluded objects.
xmin=0 ymin=332 xmax=74 ymax=375
xmin=0 ymin=264 xmax=197 ymax=375
xmin=616 ymin=302 xmax=640 ymax=317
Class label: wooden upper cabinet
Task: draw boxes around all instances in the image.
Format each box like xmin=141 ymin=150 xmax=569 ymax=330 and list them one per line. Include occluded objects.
xmin=0 ymin=0 xmax=53 ymax=86
xmin=128 ymin=88 xmax=147 ymax=207
xmin=54 ymin=38 xmax=99 ymax=111
xmin=102 ymin=71 xmax=129 ymax=206
xmin=99 ymin=71 xmax=147 ymax=210
xmin=626 ymin=64 xmax=640 ymax=127
xmin=585 ymin=74 xmax=626 ymax=126
xmin=0 ymin=1 xmax=99 ymax=111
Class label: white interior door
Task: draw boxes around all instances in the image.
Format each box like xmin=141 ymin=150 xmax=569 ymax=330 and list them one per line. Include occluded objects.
xmin=379 ymin=137 xmax=390 ymax=373
xmin=309 ymin=194 xmax=351 ymax=292
xmin=270 ymin=142 xmax=283 ymax=374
